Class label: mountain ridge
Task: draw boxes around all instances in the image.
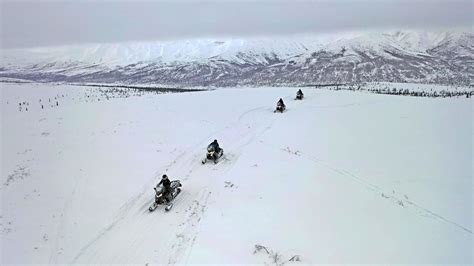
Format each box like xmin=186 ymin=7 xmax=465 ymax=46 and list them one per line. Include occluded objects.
xmin=1 ymin=30 xmax=472 ymax=86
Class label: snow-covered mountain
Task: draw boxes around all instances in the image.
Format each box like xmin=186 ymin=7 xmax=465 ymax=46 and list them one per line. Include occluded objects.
xmin=1 ymin=30 xmax=472 ymax=86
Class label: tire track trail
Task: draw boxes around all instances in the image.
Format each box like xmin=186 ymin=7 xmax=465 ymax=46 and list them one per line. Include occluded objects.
xmin=71 ymin=105 xmax=273 ymax=264
xmin=261 ymin=140 xmax=472 ymax=235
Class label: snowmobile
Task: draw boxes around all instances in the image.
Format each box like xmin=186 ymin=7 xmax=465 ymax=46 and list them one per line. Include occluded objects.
xmin=149 ymin=180 xmax=182 ymax=212
xmin=295 ymin=92 xmax=304 ymax=100
xmin=202 ymin=145 xmax=224 ymax=164
xmin=274 ymin=103 xmax=286 ymax=113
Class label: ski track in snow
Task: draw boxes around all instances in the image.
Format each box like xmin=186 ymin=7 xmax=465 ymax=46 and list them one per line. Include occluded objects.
xmin=71 ymin=104 xmax=276 ymax=264
xmin=263 ymin=141 xmax=472 ymax=234
xmin=168 ymin=189 xmax=212 ymax=264
xmin=167 ymin=105 xmax=278 ymax=264
xmin=248 ymin=93 xmax=472 ymax=235
xmin=49 ymin=172 xmax=82 ymax=263
xmin=70 ymin=147 xmax=189 ymax=263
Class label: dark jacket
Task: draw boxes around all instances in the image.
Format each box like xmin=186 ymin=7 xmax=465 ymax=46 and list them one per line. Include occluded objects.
xmin=209 ymin=141 xmax=220 ymax=152
xmin=158 ymin=178 xmax=171 ymax=189
xmin=277 ymin=99 xmax=285 ymax=106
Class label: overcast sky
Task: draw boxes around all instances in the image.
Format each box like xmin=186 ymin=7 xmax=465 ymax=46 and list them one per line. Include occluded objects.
xmin=1 ymin=0 xmax=472 ymax=49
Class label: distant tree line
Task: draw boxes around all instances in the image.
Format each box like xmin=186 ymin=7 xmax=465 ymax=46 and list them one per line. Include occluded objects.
xmin=318 ymin=84 xmax=473 ymax=98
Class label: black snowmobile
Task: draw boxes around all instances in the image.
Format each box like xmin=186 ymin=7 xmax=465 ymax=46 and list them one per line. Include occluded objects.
xmin=295 ymin=90 xmax=304 ymax=100
xmin=202 ymin=144 xmax=224 ymax=164
xmin=149 ymin=180 xmax=182 ymax=212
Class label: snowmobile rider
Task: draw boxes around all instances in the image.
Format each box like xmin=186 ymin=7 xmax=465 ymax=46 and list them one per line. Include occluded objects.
xmin=277 ymin=98 xmax=285 ymax=107
xmin=297 ymin=89 xmax=303 ymax=97
xmin=157 ymin=174 xmax=172 ymax=202
xmin=208 ymin=139 xmax=221 ymax=153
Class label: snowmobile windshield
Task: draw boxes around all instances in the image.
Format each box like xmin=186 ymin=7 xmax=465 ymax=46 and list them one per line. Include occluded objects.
xmin=155 ymin=185 xmax=164 ymax=195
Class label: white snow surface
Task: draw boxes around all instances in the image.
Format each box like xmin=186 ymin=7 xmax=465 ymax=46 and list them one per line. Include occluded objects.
xmin=1 ymin=83 xmax=472 ymax=264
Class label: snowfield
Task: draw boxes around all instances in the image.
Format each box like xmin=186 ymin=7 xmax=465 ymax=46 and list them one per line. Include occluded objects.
xmin=1 ymin=83 xmax=472 ymax=264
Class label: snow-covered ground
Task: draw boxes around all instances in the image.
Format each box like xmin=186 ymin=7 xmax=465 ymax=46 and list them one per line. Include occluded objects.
xmin=1 ymin=83 xmax=472 ymax=264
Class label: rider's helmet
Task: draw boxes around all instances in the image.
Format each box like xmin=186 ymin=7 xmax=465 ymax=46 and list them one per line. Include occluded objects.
xmin=162 ymin=174 xmax=168 ymax=180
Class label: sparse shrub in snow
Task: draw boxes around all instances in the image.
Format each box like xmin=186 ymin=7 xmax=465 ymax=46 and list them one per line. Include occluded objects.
xmin=321 ymin=82 xmax=473 ymax=98
xmin=254 ymin=244 xmax=301 ymax=265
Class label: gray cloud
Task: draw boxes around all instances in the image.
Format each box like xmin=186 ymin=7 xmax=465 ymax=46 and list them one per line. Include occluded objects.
xmin=1 ymin=0 xmax=472 ymax=49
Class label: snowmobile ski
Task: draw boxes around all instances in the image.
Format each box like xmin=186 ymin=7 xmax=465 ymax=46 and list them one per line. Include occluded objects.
xmin=165 ymin=203 xmax=174 ymax=211
xmin=149 ymin=202 xmax=159 ymax=212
